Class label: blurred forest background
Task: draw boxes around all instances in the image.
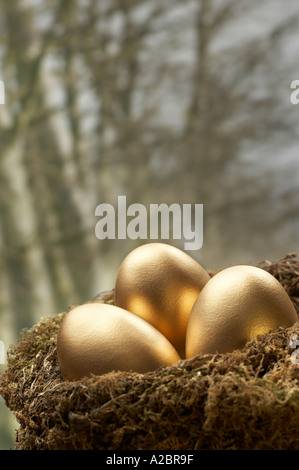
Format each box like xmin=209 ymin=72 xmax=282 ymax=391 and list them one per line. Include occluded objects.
xmin=0 ymin=0 xmax=299 ymax=449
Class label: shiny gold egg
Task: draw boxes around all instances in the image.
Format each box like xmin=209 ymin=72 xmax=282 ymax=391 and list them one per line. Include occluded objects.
xmin=186 ymin=265 xmax=298 ymax=358
xmin=114 ymin=243 xmax=211 ymax=357
xmin=57 ymin=302 xmax=181 ymax=381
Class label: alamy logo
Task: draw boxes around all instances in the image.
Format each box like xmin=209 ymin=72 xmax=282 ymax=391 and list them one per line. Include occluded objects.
xmin=0 ymin=340 xmax=5 ymax=365
xmin=290 ymin=80 xmax=299 ymax=105
xmin=95 ymin=196 xmax=203 ymax=250
xmin=289 ymin=333 xmax=299 ymax=365
xmin=0 ymin=80 xmax=5 ymax=104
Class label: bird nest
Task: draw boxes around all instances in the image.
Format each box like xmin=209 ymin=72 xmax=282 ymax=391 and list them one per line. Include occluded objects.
xmin=1 ymin=253 xmax=299 ymax=450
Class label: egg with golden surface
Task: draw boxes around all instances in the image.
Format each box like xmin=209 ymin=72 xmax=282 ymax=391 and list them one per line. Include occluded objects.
xmin=57 ymin=303 xmax=181 ymax=381
xmin=114 ymin=243 xmax=211 ymax=357
xmin=186 ymin=265 xmax=298 ymax=358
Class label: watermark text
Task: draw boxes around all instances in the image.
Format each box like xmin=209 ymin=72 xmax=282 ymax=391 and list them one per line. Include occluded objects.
xmin=95 ymin=196 xmax=203 ymax=250
xmin=290 ymin=80 xmax=299 ymax=105
xmin=289 ymin=333 xmax=299 ymax=364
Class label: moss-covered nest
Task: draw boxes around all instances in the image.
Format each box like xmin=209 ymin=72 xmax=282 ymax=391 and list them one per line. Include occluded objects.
xmin=1 ymin=253 xmax=299 ymax=450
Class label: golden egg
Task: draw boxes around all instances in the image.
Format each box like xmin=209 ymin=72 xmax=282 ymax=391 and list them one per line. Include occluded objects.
xmin=186 ymin=265 xmax=298 ymax=358
xmin=114 ymin=243 xmax=211 ymax=357
xmin=57 ymin=302 xmax=181 ymax=381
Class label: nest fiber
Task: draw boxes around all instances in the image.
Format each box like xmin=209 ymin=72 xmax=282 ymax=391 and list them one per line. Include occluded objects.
xmin=1 ymin=254 xmax=299 ymax=450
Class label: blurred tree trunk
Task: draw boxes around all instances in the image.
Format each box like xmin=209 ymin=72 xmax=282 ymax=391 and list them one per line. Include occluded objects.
xmin=0 ymin=135 xmax=56 ymax=325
